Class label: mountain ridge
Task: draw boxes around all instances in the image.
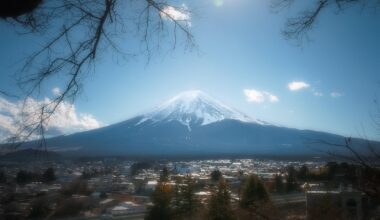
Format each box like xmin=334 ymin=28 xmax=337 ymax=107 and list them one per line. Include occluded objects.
xmin=2 ymin=90 xmax=377 ymax=157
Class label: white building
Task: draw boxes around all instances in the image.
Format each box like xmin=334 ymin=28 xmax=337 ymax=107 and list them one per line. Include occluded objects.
xmin=111 ymin=201 xmax=146 ymax=216
xmin=146 ymin=180 xmax=158 ymax=191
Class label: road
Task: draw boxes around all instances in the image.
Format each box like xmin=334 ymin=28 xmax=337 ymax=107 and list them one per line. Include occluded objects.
xmin=271 ymin=192 xmax=306 ymax=206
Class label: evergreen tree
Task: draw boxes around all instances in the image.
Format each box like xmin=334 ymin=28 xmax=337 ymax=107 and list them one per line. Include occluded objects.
xmin=0 ymin=170 xmax=6 ymax=183
xmin=297 ymin=165 xmax=309 ymax=181
xmin=286 ymin=166 xmax=298 ymax=192
xmin=160 ymin=166 xmax=170 ymax=182
xmin=240 ymin=175 xmax=269 ymax=209
xmin=255 ymin=180 xmax=269 ymax=201
xmin=273 ymin=174 xmax=284 ymax=193
xmin=61 ymin=179 xmax=91 ymax=196
xmin=29 ymin=197 xmax=52 ymax=219
xmin=146 ymin=182 xmax=174 ymax=220
xmin=173 ymin=179 xmax=182 ymax=216
xmin=16 ymin=170 xmax=38 ymax=184
xmin=42 ymin=167 xmax=56 ymax=183
xmin=175 ymin=176 xmax=199 ymax=219
xmin=326 ymin=162 xmax=338 ymax=180
xmin=130 ymin=162 xmax=152 ymax=176
xmin=237 ymin=170 xmax=244 ymax=200
xmin=210 ymin=170 xmax=222 ymax=182
xmin=240 ymin=175 xmax=271 ymax=219
xmin=240 ymin=175 xmax=257 ymax=209
xmin=207 ymin=178 xmax=236 ymax=220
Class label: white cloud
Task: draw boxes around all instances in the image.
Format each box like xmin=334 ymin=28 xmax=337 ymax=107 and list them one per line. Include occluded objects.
xmin=244 ymin=89 xmax=279 ymax=104
xmin=268 ymin=93 xmax=279 ymax=103
xmin=244 ymin=89 xmax=264 ymax=103
xmin=52 ymin=87 xmax=61 ymax=96
xmin=313 ymin=92 xmax=323 ymax=97
xmin=0 ymin=95 xmax=101 ymax=142
xmin=288 ymin=81 xmax=310 ymax=91
xmin=160 ymin=4 xmax=191 ymax=26
xmin=330 ymin=92 xmax=343 ymax=98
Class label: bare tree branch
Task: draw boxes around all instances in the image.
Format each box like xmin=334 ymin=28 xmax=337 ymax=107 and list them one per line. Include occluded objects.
xmin=272 ymin=0 xmax=379 ymax=43
xmin=0 ymin=0 xmax=195 ymax=147
xmin=313 ymin=137 xmax=380 ymax=199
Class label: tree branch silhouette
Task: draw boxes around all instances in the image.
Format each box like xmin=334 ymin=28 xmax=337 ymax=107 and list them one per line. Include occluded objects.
xmin=315 ymin=136 xmax=380 ymax=200
xmin=272 ymin=0 xmax=379 ymax=43
xmin=0 ymin=0 xmax=194 ymax=147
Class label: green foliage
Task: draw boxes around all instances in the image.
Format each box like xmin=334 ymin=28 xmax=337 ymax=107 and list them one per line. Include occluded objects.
xmin=207 ymin=179 xmax=236 ymax=220
xmin=210 ymin=170 xmax=222 ymax=182
xmin=146 ymin=182 xmax=174 ymax=220
xmin=174 ymin=176 xmax=199 ymax=218
xmin=240 ymin=175 xmax=269 ymax=209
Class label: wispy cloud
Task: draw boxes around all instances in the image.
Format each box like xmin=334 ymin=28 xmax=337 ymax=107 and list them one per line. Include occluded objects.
xmin=330 ymin=92 xmax=343 ymax=98
xmin=52 ymin=87 xmax=61 ymax=96
xmin=160 ymin=4 xmax=191 ymax=26
xmin=313 ymin=91 xmax=323 ymax=97
xmin=288 ymin=81 xmax=310 ymax=91
xmin=244 ymin=89 xmax=279 ymax=104
xmin=0 ymin=94 xmax=101 ymax=142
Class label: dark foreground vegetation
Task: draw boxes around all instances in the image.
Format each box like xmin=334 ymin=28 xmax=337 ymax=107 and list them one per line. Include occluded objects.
xmin=0 ymin=157 xmax=379 ymax=220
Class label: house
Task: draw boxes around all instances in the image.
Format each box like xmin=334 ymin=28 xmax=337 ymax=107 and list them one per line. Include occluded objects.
xmin=111 ymin=201 xmax=146 ymax=216
xmin=145 ymin=180 xmax=158 ymax=191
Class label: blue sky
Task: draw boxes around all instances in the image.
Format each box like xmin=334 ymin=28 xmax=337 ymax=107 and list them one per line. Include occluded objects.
xmin=0 ymin=0 xmax=379 ymax=140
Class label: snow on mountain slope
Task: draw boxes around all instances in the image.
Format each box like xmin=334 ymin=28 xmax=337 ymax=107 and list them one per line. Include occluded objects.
xmin=136 ymin=90 xmax=265 ymax=130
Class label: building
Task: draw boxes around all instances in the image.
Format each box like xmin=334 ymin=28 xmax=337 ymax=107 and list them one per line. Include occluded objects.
xmin=306 ymin=189 xmax=365 ymax=220
xmin=145 ymin=180 xmax=158 ymax=191
xmin=111 ymin=201 xmax=146 ymax=216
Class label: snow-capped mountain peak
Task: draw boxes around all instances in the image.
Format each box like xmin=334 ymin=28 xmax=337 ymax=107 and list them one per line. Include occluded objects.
xmin=136 ymin=90 xmax=264 ymax=130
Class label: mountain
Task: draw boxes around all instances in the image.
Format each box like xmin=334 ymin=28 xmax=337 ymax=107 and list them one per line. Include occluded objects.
xmin=136 ymin=90 xmax=264 ymax=131
xmin=0 ymin=149 xmax=63 ymax=163
xmin=9 ymin=90 xmax=376 ymax=157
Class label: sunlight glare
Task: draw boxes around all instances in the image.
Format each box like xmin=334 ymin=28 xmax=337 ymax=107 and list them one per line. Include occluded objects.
xmin=213 ymin=0 xmax=224 ymax=7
